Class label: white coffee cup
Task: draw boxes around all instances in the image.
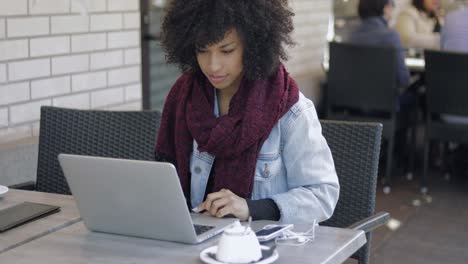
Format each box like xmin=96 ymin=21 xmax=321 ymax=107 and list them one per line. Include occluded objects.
xmin=216 ymin=224 xmax=262 ymax=263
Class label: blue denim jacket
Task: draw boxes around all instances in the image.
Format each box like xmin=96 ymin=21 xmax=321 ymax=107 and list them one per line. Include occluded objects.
xmin=190 ymin=92 xmax=339 ymax=224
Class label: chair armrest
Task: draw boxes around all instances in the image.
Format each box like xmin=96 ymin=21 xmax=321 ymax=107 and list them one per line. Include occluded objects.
xmin=8 ymin=181 xmax=36 ymax=191
xmin=347 ymin=211 xmax=390 ymax=233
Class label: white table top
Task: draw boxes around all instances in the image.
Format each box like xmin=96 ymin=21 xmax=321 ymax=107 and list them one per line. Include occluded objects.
xmin=321 ymin=56 xmax=425 ymax=72
xmin=404 ymin=57 xmax=425 ymax=72
xmin=0 ymin=220 xmax=366 ymax=264
xmin=0 ymin=189 xmax=80 ymax=253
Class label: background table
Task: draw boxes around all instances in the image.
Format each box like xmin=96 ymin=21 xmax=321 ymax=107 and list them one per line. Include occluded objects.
xmin=0 ymin=189 xmax=80 ymax=253
xmin=0 ymin=220 xmax=366 ymax=264
xmin=321 ymin=56 xmax=425 ymax=73
xmin=404 ymin=57 xmax=425 ymax=72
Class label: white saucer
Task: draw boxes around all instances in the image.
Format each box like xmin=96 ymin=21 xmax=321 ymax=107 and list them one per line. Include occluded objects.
xmin=0 ymin=185 xmax=9 ymax=198
xmin=200 ymin=245 xmax=278 ymax=264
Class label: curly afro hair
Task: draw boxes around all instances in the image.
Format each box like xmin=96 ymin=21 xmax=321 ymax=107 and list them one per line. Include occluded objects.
xmin=161 ymin=0 xmax=295 ymax=80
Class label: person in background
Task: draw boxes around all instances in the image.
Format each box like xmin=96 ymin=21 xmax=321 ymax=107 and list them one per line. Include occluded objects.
xmin=441 ymin=2 xmax=468 ymax=52
xmin=155 ymin=0 xmax=339 ymax=224
xmin=440 ymin=2 xmax=468 ymax=124
xmin=348 ymin=0 xmax=410 ymax=88
xmin=347 ymin=0 xmax=418 ymax=174
xmin=439 ymin=2 xmax=468 ymax=175
xmin=394 ymin=0 xmax=442 ymax=49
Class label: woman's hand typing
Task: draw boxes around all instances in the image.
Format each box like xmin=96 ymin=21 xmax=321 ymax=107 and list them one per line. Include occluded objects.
xmin=198 ymin=189 xmax=250 ymax=221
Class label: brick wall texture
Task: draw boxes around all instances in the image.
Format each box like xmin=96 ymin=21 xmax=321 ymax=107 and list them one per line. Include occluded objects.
xmin=0 ymin=0 xmax=142 ymax=144
xmin=286 ymin=0 xmax=330 ymax=79
xmin=0 ymin=0 xmax=331 ymax=144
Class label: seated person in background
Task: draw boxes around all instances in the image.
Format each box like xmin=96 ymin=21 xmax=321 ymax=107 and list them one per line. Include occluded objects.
xmin=437 ymin=3 xmax=468 ymax=175
xmin=347 ymin=0 xmax=417 ymax=169
xmin=394 ymin=0 xmax=442 ymax=49
xmin=155 ymin=0 xmax=339 ymax=224
xmin=348 ymin=0 xmax=411 ymax=96
xmin=441 ymin=3 xmax=468 ymax=53
xmin=440 ymin=3 xmax=468 ymax=125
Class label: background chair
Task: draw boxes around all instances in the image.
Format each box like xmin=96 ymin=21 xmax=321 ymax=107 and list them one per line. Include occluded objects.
xmin=326 ymin=41 xmax=416 ymax=194
xmin=422 ymin=50 xmax=468 ymax=193
xmin=320 ymin=120 xmax=389 ymax=264
xmin=32 ymin=106 xmax=161 ymax=194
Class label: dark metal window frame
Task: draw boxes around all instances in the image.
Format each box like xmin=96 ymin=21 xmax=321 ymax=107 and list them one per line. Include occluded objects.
xmin=140 ymin=0 xmax=166 ymax=110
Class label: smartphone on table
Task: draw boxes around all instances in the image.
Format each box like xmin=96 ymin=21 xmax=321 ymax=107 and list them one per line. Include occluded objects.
xmin=255 ymin=224 xmax=294 ymax=241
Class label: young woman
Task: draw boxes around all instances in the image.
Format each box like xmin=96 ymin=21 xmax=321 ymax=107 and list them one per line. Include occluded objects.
xmin=395 ymin=0 xmax=442 ymax=49
xmin=155 ymin=0 xmax=339 ymax=224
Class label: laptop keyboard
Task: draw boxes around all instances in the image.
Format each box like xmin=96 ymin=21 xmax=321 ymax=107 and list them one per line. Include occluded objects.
xmin=194 ymin=224 xmax=215 ymax=235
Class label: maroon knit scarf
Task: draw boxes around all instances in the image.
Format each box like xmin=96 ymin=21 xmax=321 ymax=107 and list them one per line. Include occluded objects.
xmin=155 ymin=64 xmax=299 ymax=199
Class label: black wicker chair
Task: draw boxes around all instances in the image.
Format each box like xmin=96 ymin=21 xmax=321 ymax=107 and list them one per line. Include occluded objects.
xmin=320 ymin=120 xmax=389 ymax=264
xmin=422 ymin=50 xmax=468 ymax=194
xmin=326 ymin=42 xmax=417 ymax=194
xmin=31 ymin=106 xmax=161 ymax=194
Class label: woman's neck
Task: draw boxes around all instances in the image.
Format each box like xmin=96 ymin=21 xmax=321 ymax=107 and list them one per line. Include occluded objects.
xmin=217 ymin=89 xmax=235 ymax=116
xmin=215 ymin=74 xmax=243 ymax=115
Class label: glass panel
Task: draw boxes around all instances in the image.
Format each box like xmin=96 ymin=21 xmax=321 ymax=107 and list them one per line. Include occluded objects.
xmin=148 ymin=41 xmax=180 ymax=110
xmin=332 ymin=0 xmax=359 ymax=42
xmin=143 ymin=0 xmax=181 ymax=111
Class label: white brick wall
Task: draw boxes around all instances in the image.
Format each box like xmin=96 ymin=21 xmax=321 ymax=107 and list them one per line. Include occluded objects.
xmin=91 ymin=87 xmax=125 ymax=108
xmin=287 ymin=0 xmax=330 ymax=74
xmin=90 ymin=14 xmax=123 ymax=32
xmin=107 ymin=101 xmax=141 ymax=111
xmin=90 ymin=50 xmax=123 ymax=70
xmin=72 ymin=71 xmax=107 ymax=91
xmin=0 ymin=108 xmax=7 ymax=127
xmin=108 ymin=31 xmax=139 ymax=49
xmin=52 ymin=54 xmax=89 ymax=75
xmin=0 ymin=0 xmax=326 ymax=144
xmin=10 ymin=99 xmax=51 ymax=124
xmin=108 ymin=0 xmax=139 ymax=11
xmin=0 ymin=82 xmax=30 ymax=105
xmin=31 ymin=76 xmax=71 ymax=99
xmin=124 ymin=13 xmax=140 ymax=29
xmin=7 ymin=17 xmax=49 ymax=37
xmin=9 ymin=59 xmax=50 ymax=81
xmin=72 ymin=33 xmax=106 ymax=53
xmin=0 ymin=0 xmax=142 ymax=144
xmin=0 ymin=0 xmax=27 ymax=16
xmin=30 ymin=36 xmax=70 ymax=57
xmin=32 ymin=121 xmax=40 ymax=136
xmin=0 ymin=64 xmax=6 ymax=83
xmin=286 ymin=0 xmax=331 ymax=99
xmin=29 ymin=0 xmax=70 ymax=15
xmin=53 ymin=93 xmax=90 ymax=109
xmin=51 ymin=15 xmax=89 ymax=34
xmin=125 ymin=83 xmax=142 ymax=101
xmin=71 ymin=0 xmax=106 ymax=13
xmin=0 ymin=19 xmax=5 ymax=38
xmin=0 ymin=40 xmax=28 ymax=61
xmin=108 ymin=66 xmax=140 ymax=86
xmin=124 ymin=48 xmax=141 ymax=65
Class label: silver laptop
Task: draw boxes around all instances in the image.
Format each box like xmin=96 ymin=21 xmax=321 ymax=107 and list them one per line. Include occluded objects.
xmin=58 ymin=154 xmax=238 ymax=244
